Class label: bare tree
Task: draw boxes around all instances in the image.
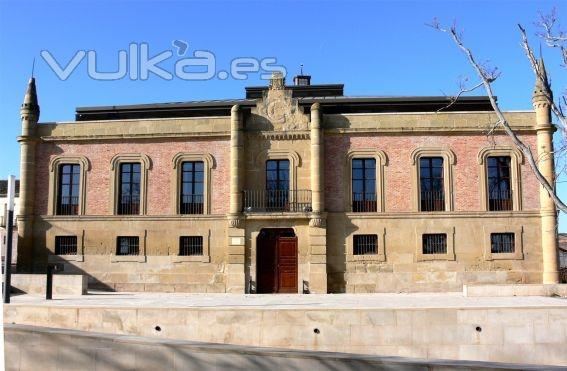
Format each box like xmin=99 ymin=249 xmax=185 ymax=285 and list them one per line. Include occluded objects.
xmin=429 ymin=9 xmax=567 ymax=214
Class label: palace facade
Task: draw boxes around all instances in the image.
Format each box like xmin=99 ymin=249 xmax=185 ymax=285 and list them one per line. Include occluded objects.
xmin=15 ymin=69 xmax=560 ymax=293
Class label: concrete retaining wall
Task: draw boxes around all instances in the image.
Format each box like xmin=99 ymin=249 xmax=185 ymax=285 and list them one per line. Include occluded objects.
xmin=4 ymin=304 xmax=567 ymax=365
xmin=4 ymin=324 xmax=560 ymax=370
xmin=463 ymin=284 xmax=567 ymax=297
xmin=10 ymin=274 xmax=87 ymax=295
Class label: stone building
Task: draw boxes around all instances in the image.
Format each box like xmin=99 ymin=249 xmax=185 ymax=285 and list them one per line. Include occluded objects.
xmin=15 ymin=66 xmax=560 ymax=293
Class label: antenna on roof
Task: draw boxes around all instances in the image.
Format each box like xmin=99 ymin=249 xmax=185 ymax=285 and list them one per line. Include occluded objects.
xmin=31 ymin=58 xmax=35 ymax=78
xmin=300 ymin=63 xmax=304 ymax=75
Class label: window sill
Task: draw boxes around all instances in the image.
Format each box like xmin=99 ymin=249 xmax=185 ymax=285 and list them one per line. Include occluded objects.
xmin=416 ymin=253 xmax=455 ymax=262
xmin=171 ymin=255 xmax=210 ymax=263
xmin=48 ymin=254 xmax=84 ymax=262
xmin=346 ymin=254 xmax=385 ymax=262
xmin=484 ymin=252 xmax=524 ymax=261
xmin=110 ymin=255 xmax=146 ymax=263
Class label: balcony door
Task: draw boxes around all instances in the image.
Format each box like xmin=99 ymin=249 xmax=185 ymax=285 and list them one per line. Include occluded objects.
xmin=266 ymin=159 xmax=290 ymax=211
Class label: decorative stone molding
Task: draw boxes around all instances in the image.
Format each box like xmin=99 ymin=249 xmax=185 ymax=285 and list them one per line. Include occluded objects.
xmin=477 ymin=146 xmax=523 ymax=212
xmin=171 ymin=152 xmax=215 ymax=215
xmin=109 ymin=154 xmax=151 ymax=216
xmin=345 ymin=149 xmax=388 ymax=212
xmin=48 ymin=155 xmax=90 ymax=216
xmin=482 ymin=225 xmax=524 ymax=261
xmin=309 ymin=214 xmax=326 ymax=228
xmin=47 ymin=229 xmax=85 ymax=262
xmin=171 ymin=229 xmax=211 ymax=263
xmin=346 ymin=227 xmax=386 ymax=262
xmin=410 ymin=147 xmax=456 ymax=212
xmin=255 ymin=149 xmax=301 ymax=191
xmin=228 ymin=214 xmax=244 ymax=229
xmin=258 ymin=131 xmax=310 ymax=140
xmin=414 ymin=226 xmax=455 ymax=262
xmin=110 ymin=230 xmax=147 ymax=263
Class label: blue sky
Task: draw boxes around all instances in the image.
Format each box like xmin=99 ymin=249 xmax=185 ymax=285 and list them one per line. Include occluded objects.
xmin=0 ymin=0 xmax=566 ymax=226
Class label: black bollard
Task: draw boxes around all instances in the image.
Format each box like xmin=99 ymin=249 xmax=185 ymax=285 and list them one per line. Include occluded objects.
xmin=46 ymin=265 xmax=54 ymax=300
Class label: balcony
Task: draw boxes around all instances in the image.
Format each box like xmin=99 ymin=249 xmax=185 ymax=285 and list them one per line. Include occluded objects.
xmin=180 ymin=195 xmax=204 ymax=214
xmin=489 ymin=189 xmax=513 ymax=211
xmin=243 ymin=189 xmax=312 ymax=213
xmin=351 ymin=193 xmax=377 ymax=212
xmin=420 ymin=190 xmax=445 ymax=212
xmin=57 ymin=196 xmax=79 ymax=215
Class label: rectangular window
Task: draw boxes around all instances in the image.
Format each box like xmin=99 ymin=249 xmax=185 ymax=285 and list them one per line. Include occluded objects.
xmin=57 ymin=164 xmax=80 ymax=215
xmin=487 ymin=156 xmax=512 ymax=211
xmin=180 ymin=161 xmax=204 ymax=214
xmin=353 ymin=234 xmax=378 ymax=255
xmin=118 ymin=163 xmax=141 ymax=215
xmin=422 ymin=233 xmax=447 ymax=254
xmin=266 ymin=159 xmax=290 ymax=211
xmin=491 ymin=233 xmax=515 ymax=253
xmin=179 ymin=236 xmax=203 ymax=256
xmin=55 ymin=236 xmax=77 ymax=255
xmin=352 ymin=158 xmax=377 ymax=212
xmin=116 ymin=236 xmax=139 ymax=256
xmin=419 ymin=157 xmax=445 ymax=211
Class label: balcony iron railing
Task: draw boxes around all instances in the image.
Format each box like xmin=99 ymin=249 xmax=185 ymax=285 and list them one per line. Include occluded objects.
xmin=351 ymin=193 xmax=377 ymax=212
xmin=180 ymin=195 xmax=204 ymax=214
xmin=488 ymin=189 xmax=513 ymax=211
xmin=57 ymin=196 xmax=79 ymax=215
xmin=243 ymin=189 xmax=312 ymax=213
xmin=420 ymin=190 xmax=445 ymax=212
xmin=118 ymin=195 xmax=140 ymax=215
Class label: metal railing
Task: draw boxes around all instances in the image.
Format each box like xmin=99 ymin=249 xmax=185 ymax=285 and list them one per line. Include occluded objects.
xmin=422 ymin=234 xmax=447 ymax=254
xmin=57 ymin=196 xmax=79 ymax=215
xmin=243 ymin=189 xmax=312 ymax=213
xmin=118 ymin=195 xmax=140 ymax=215
xmin=352 ymin=193 xmax=377 ymax=212
xmin=179 ymin=236 xmax=203 ymax=256
xmin=116 ymin=237 xmax=139 ymax=255
xmin=488 ymin=189 xmax=513 ymax=211
xmin=490 ymin=233 xmax=515 ymax=254
xmin=420 ymin=190 xmax=445 ymax=212
xmin=55 ymin=236 xmax=77 ymax=255
xmin=180 ymin=195 xmax=204 ymax=214
xmin=353 ymin=234 xmax=378 ymax=255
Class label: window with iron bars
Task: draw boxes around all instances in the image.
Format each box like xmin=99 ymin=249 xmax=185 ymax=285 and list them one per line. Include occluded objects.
xmin=422 ymin=234 xmax=447 ymax=254
xmin=352 ymin=158 xmax=377 ymax=212
xmin=179 ymin=236 xmax=203 ymax=256
xmin=491 ymin=233 xmax=515 ymax=254
xmin=487 ymin=156 xmax=512 ymax=211
xmin=353 ymin=234 xmax=378 ymax=255
xmin=55 ymin=236 xmax=78 ymax=255
xmin=180 ymin=161 xmax=204 ymax=214
xmin=118 ymin=163 xmax=141 ymax=215
xmin=116 ymin=236 xmax=139 ymax=256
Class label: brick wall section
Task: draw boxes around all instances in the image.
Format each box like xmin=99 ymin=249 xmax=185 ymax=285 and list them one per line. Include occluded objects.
xmin=325 ymin=133 xmax=540 ymax=212
xmin=34 ymin=138 xmax=230 ymax=216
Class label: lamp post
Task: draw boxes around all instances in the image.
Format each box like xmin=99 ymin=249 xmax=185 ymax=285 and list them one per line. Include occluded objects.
xmin=3 ymin=175 xmax=15 ymax=304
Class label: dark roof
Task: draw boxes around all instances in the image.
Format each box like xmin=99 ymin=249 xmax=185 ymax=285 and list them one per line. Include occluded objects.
xmin=0 ymin=180 xmax=20 ymax=197
xmin=74 ymin=83 xmax=495 ymax=121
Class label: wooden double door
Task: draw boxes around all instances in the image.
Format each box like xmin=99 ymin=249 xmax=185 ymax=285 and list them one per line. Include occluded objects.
xmin=257 ymin=229 xmax=298 ymax=294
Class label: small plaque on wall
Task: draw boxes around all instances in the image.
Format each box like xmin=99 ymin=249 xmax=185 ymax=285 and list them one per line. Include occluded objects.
xmin=230 ymin=237 xmax=244 ymax=246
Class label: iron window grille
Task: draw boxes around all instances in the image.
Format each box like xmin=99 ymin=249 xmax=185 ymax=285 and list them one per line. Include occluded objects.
xmin=118 ymin=163 xmax=141 ymax=215
xmin=353 ymin=234 xmax=378 ymax=255
xmin=491 ymin=233 xmax=515 ymax=254
xmin=57 ymin=164 xmax=80 ymax=215
xmin=179 ymin=236 xmax=203 ymax=256
xmin=116 ymin=236 xmax=139 ymax=256
xmin=487 ymin=156 xmax=513 ymax=211
xmin=419 ymin=157 xmax=445 ymax=212
xmin=55 ymin=236 xmax=78 ymax=255
xmin=422 ymin=234 xmax=447 ymax=254
xmin=180 ymin=161 xmax=204 ymax=214
xmin=352 ymin=158 xmax=377 ymax=212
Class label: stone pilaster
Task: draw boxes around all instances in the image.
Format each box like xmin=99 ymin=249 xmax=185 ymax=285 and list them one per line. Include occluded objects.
xmin=226 ymin=104 xmax=246 ymax=292
xmin=309 ymin=103 xmax=327 ymax=293
xmin=533 ymin=59 xmax=559 ymax=284
xmin=17 ymin=78 xmax=39 ymax=272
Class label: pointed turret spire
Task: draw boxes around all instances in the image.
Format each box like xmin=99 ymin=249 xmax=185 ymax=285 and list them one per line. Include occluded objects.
xmin=22 ymin=77 xmax=39 ymax=113
xmin=533 ymin=58 xmax=552 ymax=104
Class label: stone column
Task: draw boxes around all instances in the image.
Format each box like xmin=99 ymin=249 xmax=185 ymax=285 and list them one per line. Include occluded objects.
xmin=533 ymin=60 xmax=559 ymax=284
xmin=309 ymin=103 xmax=327 ymax=293
xmin=226 ymin=105 xmax=246 ymax=292
xmin=17 ymin=78 xmax=39 ymax=272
